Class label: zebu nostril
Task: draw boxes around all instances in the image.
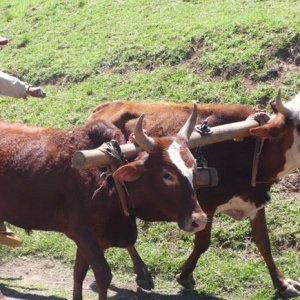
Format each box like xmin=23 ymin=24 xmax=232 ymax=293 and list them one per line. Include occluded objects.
xmin=191 ymin=212 xmax=207 ymax=232
xmin=192 ymin=221 xmax=200 ymax=228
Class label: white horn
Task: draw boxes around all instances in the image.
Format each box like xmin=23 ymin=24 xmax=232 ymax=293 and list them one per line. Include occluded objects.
xmin=134 ymin=114 xmax=155 ymax=152
xmin=178 ymin=103 xmax=198 ymax=141
xmin=275 ymin=89 xmax=292 ymax=117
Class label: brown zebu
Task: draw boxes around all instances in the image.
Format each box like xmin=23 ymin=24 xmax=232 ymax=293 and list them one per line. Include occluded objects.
xmin=88 ymin=94 xmax=300 ymax=297
xmin=0 ymin=108 xmax=207 ymax=300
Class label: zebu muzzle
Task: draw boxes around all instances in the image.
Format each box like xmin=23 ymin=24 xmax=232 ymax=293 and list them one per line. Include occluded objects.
xmin=194 ymin=167 xmax=218 ymax=187
xmin=182 ymin=202 xmax=208 ymax=233
xmin=191 ymin=210 xmax=208 ymax=232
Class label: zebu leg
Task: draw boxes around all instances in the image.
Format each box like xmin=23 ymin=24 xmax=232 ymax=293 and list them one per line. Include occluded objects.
xmin=73 ymin=248 xmax=89 ymax=300
xmin=69 ymin=228 xmax=112 ymax=300
xmin=90 ymin=246 xmax=154 ymax=292
xmin=250 ymin=208 xmax=300 ymax=298
xmin=127 ymin=246 xmax=154 ymax=290
xmin=176 ymin=214 xmax=213 ymax=289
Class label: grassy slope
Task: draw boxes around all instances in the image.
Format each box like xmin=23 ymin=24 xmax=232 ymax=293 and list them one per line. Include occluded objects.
xmin=0 ymin=0 xmax=299 ymax=299
xmin=1 ymin=0 xmax=300 ymax=127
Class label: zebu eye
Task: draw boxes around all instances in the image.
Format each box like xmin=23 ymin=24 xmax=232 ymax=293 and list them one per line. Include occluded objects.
xmin=162 ymin=171 xmax=173 ymax=181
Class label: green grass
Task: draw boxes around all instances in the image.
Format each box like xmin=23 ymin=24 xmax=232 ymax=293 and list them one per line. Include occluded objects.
xmin=1 ymin=0 xmax=300 ymax=112
xmin=0 ymin=0 xmax=300 ymax=299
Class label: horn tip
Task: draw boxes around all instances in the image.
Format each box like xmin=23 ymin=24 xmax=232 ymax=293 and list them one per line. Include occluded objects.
xmin=276 ymin=88 xmax=281 ymax=100
xmin=136 ymin=114 xmax=145 ymax=126
xmin=138 ymin=113 xmax=145 ymax=120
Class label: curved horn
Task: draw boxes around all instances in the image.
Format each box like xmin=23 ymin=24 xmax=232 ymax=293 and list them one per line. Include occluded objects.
xmin=178 ymin=103 xmax=198 ymax=141
xmin=134 ymin=114 xmax=155 ymax=152
xmin=275 ymin=89 xmax=292 ymax=117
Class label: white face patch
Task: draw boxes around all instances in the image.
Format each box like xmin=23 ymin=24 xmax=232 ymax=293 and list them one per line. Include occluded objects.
xmin=283 ymin=92 xmax=300 ymax=113
xmin=167 ymin=141 xmax=195 ymax=186
xmin=216 ymin=196 xmax=264 ymax=220
xmin=277 ymin=129 xmax=300 ymax=178
xmin=276 ymin=92 xmax=300 ymax=178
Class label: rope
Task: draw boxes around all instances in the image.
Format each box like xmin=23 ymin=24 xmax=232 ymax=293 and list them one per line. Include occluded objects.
xmin=99 ymin=140 xmax=128 ymax=165
xmin=94 ymin=140 xmax=131 ymax=217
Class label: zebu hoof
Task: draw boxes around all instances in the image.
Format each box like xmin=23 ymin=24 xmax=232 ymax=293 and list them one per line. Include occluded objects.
xmin=176 ymin=273 xmax=196 ymax=289
xmin=280 ymin=279 xmax=300 ymax=298
xmin=90 ymin=272 xmax=155 ymax=292
xmin=135 ymin=268 xmax=154 ymax=290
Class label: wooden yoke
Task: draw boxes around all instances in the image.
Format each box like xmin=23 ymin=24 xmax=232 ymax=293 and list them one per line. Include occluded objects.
xmin=72 ymin=143 xmax=141 ymax=169
xmin=72 ymin=118 xmax=261 ymax=169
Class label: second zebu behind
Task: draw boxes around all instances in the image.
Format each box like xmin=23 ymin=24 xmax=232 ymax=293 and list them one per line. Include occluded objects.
xmin=88 ymin=93 xmax=300 ymax=298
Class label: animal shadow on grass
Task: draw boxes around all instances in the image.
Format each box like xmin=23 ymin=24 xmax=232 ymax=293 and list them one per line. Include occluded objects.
xmin=0 ymin=280 xmax=66 ymax=300
xmin=108 ymin=284 xmax=224 ymax=300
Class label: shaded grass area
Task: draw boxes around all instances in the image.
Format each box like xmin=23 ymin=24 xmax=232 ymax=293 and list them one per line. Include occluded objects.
xmin=1 ymin=190 xmax=298 ymax=299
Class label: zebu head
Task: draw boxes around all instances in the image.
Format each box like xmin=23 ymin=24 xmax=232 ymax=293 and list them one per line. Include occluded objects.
xmin=250 ymin=90 xmax=300 ymax=177
xmin=113 ymin=104 xmax=207 ymax=233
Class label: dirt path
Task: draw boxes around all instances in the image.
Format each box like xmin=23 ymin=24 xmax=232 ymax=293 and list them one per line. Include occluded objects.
xmin=0 ymin=258 xmax=216 ymax=300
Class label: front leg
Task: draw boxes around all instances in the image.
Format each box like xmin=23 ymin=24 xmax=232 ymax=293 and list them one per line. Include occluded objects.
xmin=89 ymin=245 xmax=154 ymax=293
xmin=73 ymin=248 xmax=90 ymax=300
xmin=176 ymin=214 xmax=213 ymax=289
xmin=250 ymin=208 xmax=300 ymax=298
xmin=127 ymin=246 xmax=154 ymax=290
xmin=69 ymin=228 xmax=112 ymax=300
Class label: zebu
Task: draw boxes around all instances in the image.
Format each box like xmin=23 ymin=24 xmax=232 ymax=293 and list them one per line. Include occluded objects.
xmin=87 ymin=93 xmax=300 ymax=297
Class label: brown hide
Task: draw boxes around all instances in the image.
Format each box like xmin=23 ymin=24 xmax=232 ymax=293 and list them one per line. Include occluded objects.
xmin=89 ymin=101 xmax=296 ymax=203
xmin=0 ymin=118 xmax=131 ymax=240
xmin=89 ymin=101 xmax=254 ymax=139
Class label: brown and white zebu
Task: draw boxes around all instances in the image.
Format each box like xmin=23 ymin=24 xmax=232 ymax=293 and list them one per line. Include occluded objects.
xmin=0 ymin=108 xmax=207 ymax=300
xmin=88 ymin=93 xmax=300 ymax=297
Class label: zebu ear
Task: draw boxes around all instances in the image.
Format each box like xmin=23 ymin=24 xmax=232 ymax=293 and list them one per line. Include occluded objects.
xmin=113 ymin=160 xmax=146 ymax=182
xmin=250 ymin=125 xmax=273 ymax=139
xmin=250 ymin=115 xmax=285 ymax=139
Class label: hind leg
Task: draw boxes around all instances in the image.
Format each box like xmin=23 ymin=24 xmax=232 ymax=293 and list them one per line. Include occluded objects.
xmin=250 ymin=208 xmax=300 ymax=298
xmin=70 ymin=227 xmax=112 ymax=300
xmin=73 ymin=248 xmax=90 ymax=300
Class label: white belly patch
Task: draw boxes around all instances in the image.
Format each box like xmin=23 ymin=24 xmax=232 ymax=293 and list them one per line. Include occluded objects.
xmin=216 ymin=196 xmax=264 ymax=220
